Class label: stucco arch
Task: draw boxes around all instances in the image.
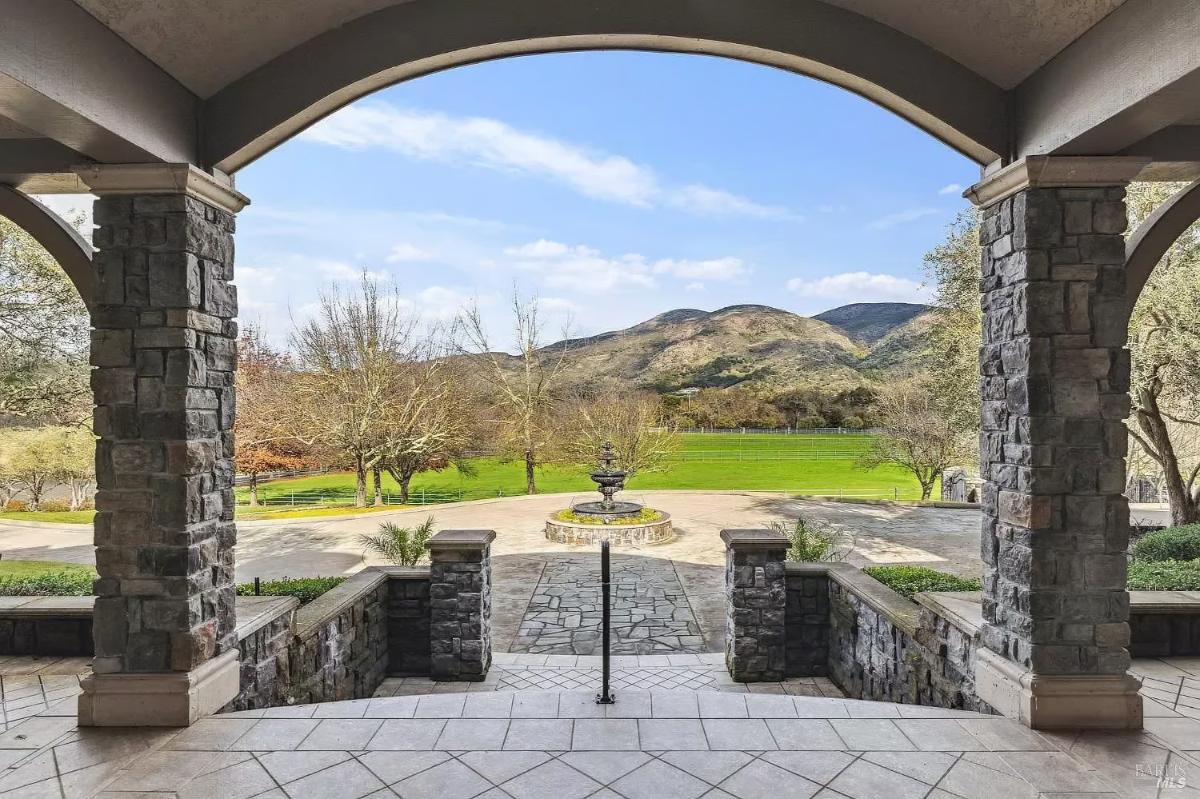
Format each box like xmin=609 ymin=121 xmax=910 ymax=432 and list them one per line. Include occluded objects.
xmin=203 ymin=0 xmax=1007 ymax=173
xmin=1125 ymin=179 xmax=1200 ymax=313
xmin=0 ymin=186 xmax=94 ymax=308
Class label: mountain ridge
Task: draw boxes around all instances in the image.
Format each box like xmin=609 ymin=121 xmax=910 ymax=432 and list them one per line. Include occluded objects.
xmin=534 ymin=302 xmax=934 ymax=392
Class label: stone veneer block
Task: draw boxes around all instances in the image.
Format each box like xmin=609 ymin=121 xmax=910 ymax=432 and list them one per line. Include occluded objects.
xmin=428 ymin=529 xmax=495 ymax=681
xmin=722 ymin=529 xmax=787 ymax=682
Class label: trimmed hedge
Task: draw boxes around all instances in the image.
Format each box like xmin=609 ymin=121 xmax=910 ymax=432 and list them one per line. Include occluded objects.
xmin=0 ymin=570 xmax=94 ymax=597
xmin=1127 ymin=559 xmax=1200 ymax=591
xmin=863 ymin=565 xmax=982 ymax=599
xmin=1132 ymin=524 xmax=1200 ymax=563
xmin=235 ymin=576 xmax=346 ymax=605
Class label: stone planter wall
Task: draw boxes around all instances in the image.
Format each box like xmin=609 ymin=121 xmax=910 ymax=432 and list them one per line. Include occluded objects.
xmin=0 ymin=598 xmax=94 ymax=656
xmin=544 ymin=514 xmax=674 ymax=546
xmin=387 ymin=569 xmax=432 ymax=676
xmin=780 ymin=563 xmax=996 ymax=714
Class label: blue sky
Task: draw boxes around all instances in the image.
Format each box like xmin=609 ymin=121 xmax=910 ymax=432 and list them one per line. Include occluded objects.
xmin=229 ymin=52 xmax=978 ymax=348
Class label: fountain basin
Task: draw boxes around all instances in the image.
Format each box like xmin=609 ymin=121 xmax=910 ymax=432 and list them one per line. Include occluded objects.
xmin=545 ymin=509 xmax=673 ymax=546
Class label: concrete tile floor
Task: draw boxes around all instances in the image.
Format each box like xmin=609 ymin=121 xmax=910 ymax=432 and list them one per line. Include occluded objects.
xmin=0 ymin=655 xmax=1195 ymax=797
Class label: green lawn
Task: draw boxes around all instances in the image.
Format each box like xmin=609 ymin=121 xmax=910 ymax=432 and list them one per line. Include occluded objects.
xmin=0 ymin=559 xmax=94 ymax=577
xmin=0 ymin=510 xmax=96 ymax=524
xmin=237 ymin=432 xmax=927 ymax=508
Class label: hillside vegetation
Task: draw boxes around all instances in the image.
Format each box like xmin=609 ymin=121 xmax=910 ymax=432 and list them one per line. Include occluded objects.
xmin=518 ymin=302 xmax=934 ymax=392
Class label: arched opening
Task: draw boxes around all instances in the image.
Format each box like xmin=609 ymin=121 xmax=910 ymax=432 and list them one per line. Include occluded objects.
xmin=202 ymin=0 xmax=1006 ymax=173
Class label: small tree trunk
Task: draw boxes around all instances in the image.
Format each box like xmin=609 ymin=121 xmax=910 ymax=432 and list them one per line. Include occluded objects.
xmin=249 ymin=473 xmax=260 ymax=507
xmin=400 ymin=475 xmax=412 ymax=505
xmin=373 ymin=466 xmax=383 ymax=507
xmin=1138 ymin=388 xmax=1200 ymax=525
xmin=354 ymin=456 xmax=367 ymax=508
xmin=525 ymin=448 xmax=536 ymax=495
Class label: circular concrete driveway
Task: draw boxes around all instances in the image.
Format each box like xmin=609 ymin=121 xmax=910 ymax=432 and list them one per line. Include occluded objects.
xmin=0 ymin=492 xmax=1170 ymax=655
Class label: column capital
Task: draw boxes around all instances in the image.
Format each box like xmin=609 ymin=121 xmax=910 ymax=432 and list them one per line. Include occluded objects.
xmin=721 ymin=528 xmax=787 ymax=550
xmin=73 ymin=163 xmax=250 ymax=213
xmin=964 ymin=155 xmax=1150 ymax=208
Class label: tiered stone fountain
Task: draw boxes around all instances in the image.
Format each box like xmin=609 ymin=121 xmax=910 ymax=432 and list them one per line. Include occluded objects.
xmin=544 ymin=442 xmax=673 ymax=546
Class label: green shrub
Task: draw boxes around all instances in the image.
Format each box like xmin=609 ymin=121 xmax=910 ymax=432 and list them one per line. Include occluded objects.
xmin=1126 ymin=559 xmax=1200 ymax=591
xmin=236 ymin=576 xmax=346 ymax=605
xmin=1131 ymin=524 xmax=1200 ymax=563
xmin=772 ymin=514 xmax=851 ymax=562
xmin=0 ymin=570 xmax=94 ymax=596
xmin=358 ymin=516 xmax=435 ymax=566
xmin=864 ymin=565 xmax=982 ymax=599
xmin=553 ymin=508 xmax=663 ymax=525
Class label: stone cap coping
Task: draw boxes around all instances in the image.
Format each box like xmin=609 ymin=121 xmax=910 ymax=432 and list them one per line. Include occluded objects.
xmin=1128 ymin=590 xmax=1200 ymax=613
xmin=427 ymin=529 xmax=496 ymax=549
xmin=786 ymin=562 xmax=921 ymax=636
xmin=374 ymin=566 xmax=432 ymax=580
xmin=720 ymin=529 xmax=788 ymax=549
xmin=293 ymin=568 xmax=389 ymax=640
xmin=0 ymin=596 xmax=95 ymax=617
xmin=234 ymin=596 xmax=298 ymax=641
xmin=914 ymin=591 xmax=984 ymax=636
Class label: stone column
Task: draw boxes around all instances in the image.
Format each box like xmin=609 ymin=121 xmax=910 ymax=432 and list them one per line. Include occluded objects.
xmin=965 ymin=156 xmax=1146 ymax=730
xmin=722 ymin=528 xmax=787 ymax=682
xmin=428 ymin=529 xmax=495 ymax=681
xmin=75 ymin=164 xmax=249 ymax=726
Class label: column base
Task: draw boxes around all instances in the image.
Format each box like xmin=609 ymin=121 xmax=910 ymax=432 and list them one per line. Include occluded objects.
xmin=975 ymin=648 xmax=1142 ymax=730
xmin=78 ymin=649 xmax=240 ymax=727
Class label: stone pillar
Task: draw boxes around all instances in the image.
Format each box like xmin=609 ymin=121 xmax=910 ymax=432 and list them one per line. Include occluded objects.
xmin=428 ymin=529 xmax=495 ymax=681
xmin=722 ymin=528 xmax=787 ymax=682
xmin=966 ymin=156 xmax=1146 ymax=730
xmin=75 ymin=164 xmax=249 ymax=726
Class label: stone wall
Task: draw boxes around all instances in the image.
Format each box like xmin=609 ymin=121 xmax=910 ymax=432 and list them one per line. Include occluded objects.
xmin=782 ymin=564 xmax=996 ymax=714
xmin=784 ymin=565 xmax=829 ymax=677
xmin=225 ymin=569 xmax=432 ymax=712
xmin=0 ymin=619 xmax=92 ymax=656
xmin=387 ymin=569 xmax=432 ymax=676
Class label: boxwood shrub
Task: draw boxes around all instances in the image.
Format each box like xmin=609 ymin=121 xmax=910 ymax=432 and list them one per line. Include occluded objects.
xmin=1131 ymin=524 xmax=1200 ymax=563
xmin=0 ymin=570 xmax=95 ymax=596
xmin=862 ymin=565 xmax=982 ymax=599
xmin=235 ymin=576 xmax=346 ymax=605
xmin=1126 ymin=559 xmax=1200 ymax=591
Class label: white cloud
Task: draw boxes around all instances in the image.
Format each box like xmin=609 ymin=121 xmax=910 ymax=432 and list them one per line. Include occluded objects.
xmin=867 ymin=207 xmax=940 ymax=230
xmin=539 ymin=296 xmax=581 ymax=313
xmin=652 ymin=257 xmax=747 ymax=281
xmin=685 ymin=282 xmax=707 ymax=293
xmin=503 ymin=239 xmax=574 ymax=258
xmin=667 ymin=184 xmax=800 ymax=221
xmin=416 ymin=286 xmax=477 ymax=319
xmin=386 ymin=243 xmax=433 ymax=263
xmin=236 ymin=265 xmax=283 ymax=288
xmin=302 ymin=103 xmax=798 ymax=220
xmin=938 ymin=183 xmax=964 ymax=195
xmin=315 ymin=260 xmax=387 ymax=282
xmin=786 ymin=271 xmax=931 ymax=304
xmin=503 ymin=239 xmax=750 ymax=293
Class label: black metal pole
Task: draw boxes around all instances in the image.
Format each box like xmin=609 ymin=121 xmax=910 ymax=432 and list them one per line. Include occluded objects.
xmin=596 ymin=539 xmax=615 ymax=704
xmin=254 ymin=576 xmax=261 ymax=596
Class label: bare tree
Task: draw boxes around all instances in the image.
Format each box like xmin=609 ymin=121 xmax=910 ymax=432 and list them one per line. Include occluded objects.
xmin=1125 ymin=182 xmax=1200 ymax=524
xmin=377 ymin=341 xmax=478 ymax=504
xmin=457 ymin=292 xmax=569 ymax=494
xmin=292 ymin=276 xmax=420 ymax=507
xmin=860 ymin=379 xmax=970 ymax=500
xmin=234 ymin=325 xmax=313 ymax=506
xmin=558 ymin=390 xmax=679 ymax=480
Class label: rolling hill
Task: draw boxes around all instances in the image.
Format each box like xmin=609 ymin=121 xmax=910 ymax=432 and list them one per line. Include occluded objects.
xmin=532 ymin=302 xmax=935 ymax=392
